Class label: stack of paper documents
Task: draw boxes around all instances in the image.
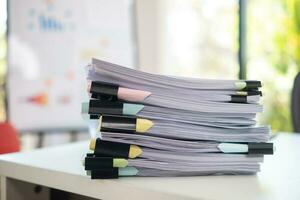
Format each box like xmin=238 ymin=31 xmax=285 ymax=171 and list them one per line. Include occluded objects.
xmin=82 ymin=58 xmax=274 ymax=179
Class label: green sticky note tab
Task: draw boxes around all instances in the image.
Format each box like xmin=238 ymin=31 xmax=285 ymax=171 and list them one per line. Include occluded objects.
xmin=123 ymin=103 xmax=144 ymax=115
xmin=235 ymin=81 xmax=247 ymax=90
xmin=236 ymin=91 xmax=248 ymax=96
xmin=119 ymin=167 xmax=138 ymax=176
xmin=81 ymin=102 xmax=89 ymax=114
xmin=81 ymin=102 xmax=90 ymax=120
xmin=113 ymin=159 xmax=129 ymax=168
xmin=218 ymin=143 xmax=248 ymax=153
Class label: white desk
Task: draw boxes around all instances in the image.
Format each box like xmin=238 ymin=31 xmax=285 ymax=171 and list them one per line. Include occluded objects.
xmin=0 ymin=134 xmax=300 ymax=200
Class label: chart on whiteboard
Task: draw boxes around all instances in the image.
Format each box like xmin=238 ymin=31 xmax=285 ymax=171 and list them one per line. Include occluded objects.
xmin=8 ymin=0 xmax=136 ymax=131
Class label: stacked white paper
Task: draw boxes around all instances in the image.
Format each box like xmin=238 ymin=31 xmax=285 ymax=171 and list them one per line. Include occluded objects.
xmin=82 ymin=58 xmax=274 ymax=178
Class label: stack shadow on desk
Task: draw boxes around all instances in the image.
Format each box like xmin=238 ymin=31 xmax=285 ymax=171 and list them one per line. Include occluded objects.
xmin=81 ymin=58 xmax=274 ymax=179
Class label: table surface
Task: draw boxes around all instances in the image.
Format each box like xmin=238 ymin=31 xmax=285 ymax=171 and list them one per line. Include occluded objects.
xmin=0 ymin=133 xmax=300 ymax=200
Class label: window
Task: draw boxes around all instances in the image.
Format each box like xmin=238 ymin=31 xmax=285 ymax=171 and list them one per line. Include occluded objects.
xmin=0 ymin=0 xmax=7 ymax=121
xmin=247 ymin=0 xmax=298 ymax=131
xmin=153 ymin=0 xmax=239 ymax=79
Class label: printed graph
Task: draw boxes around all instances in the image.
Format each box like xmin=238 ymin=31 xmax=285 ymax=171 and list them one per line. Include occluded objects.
xmin=38 ymin=15 xmax=63 ymax=31
xmin=27 ymin=3 xmax=74 ymax=32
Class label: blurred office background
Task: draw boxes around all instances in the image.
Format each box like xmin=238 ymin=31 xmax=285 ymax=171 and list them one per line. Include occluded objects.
xmin=0 ymin=0 xmax=299 ymax=151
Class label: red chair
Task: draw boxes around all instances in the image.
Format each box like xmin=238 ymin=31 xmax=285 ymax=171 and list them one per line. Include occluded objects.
xmin=0 ymin=122 xmax=20 ymax=154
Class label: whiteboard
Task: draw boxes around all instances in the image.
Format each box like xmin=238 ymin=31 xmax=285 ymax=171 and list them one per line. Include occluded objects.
xmin=7 ymin=0 xmax=137 ymax=131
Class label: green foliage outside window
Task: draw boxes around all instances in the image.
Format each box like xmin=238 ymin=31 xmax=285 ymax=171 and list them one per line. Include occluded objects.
xmin=0 ymin=16 xmax=6 ymax=121
xmin=249 ymin=0 xmax=300 ymax=132
xmin=270 ymin=0 xmax=300 ymax=131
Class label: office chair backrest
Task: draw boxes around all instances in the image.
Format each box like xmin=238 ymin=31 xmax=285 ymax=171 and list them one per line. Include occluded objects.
xmin=292 ymin=72 xmax=300 ymax=132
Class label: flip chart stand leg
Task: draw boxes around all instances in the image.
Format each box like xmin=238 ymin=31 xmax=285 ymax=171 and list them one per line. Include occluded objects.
xmin=70 ymin=130 xmax=78 ymax=142
xmin=37 ymin=132 xmax=45 ymax=148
